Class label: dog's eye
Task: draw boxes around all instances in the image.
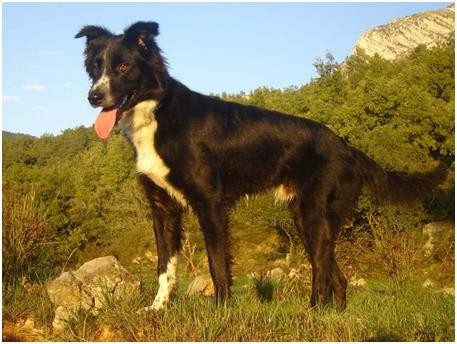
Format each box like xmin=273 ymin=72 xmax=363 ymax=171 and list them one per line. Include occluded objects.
xmin=116 ymin=63 xmax=129 ymax=73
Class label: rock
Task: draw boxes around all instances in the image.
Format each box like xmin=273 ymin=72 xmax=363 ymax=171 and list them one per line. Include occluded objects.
xmin=186 ymin=274 xmax=214 ymax=297
xmin=132 ymin=256 xmax=142 ymax=265
xmin=47 ymin=271 xmax=92 ymax=329
xmin=349 ymin=276 xmax=367 ymax=287
xmin=422 ymin=221 xmax=452 ymax=256
xmin=21 ymin=318 xmax=35 ymax=331
xmin=266 ymin=267 xmax=285 ymax=280
xmin=144 ymin=250 xmax=156 ymax=262
xmin=353 ymin=4 xmax=454 ymax=60
xmin=47 ymin=256 xmax=140 ymax=329
xmin=422 ymin=278 xmax=435 ymax=288
xmin=272 ymin=258 xmax=288 ymax=268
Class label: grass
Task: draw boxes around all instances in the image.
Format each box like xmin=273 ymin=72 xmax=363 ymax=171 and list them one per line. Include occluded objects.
xmin=3 ymin=271 xmax=454 ymax=342
xmin=252 ymin=272 xmax=277 ymax=302
xmin=2 ymin=188 xmax=454 ymax=341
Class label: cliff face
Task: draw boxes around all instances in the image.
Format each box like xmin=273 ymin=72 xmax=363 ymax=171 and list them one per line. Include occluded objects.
xmin=353 ymin=4 xmax=455 ymax=60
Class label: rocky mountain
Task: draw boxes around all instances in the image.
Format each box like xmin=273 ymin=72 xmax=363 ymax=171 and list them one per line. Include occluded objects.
xmin=353 ymin=4 xmax=455 ymax=60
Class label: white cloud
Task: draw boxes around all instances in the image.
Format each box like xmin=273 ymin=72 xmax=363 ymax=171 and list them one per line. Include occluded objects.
xmin=23 ymin=84 xmax=46 ymax=92
xmin=3 ymin=95 xmax=21 ymax=103
xmin=63 ymin=82 xmax=72 ymax=89
xmin=36 ymin=105 xmax=48 ymax=111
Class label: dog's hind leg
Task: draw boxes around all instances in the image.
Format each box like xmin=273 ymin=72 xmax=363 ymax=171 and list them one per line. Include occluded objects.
xmin=290 ymin=198 xmax=341 ymax=308
xmin=289 ymin=173 xmax=352 ymax=310
xmin=289 ymin=200 xmax=335 ymax=308
xmin=138 ymin=175 xmax=184 ymax=311
xmin=193 ymin=199 xmax=232 ymax=304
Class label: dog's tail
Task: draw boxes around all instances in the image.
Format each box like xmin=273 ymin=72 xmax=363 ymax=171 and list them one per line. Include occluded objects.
xmin=351 ymin=147 xmax=448 ymax=205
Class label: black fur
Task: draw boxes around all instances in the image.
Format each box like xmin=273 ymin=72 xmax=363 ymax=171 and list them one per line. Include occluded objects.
xmin=76 ymin=22 xmax=447 ymax=309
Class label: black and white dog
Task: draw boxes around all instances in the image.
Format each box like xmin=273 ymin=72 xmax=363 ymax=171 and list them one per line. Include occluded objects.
xmin=75 ymin=22 xmax=446 ymax=311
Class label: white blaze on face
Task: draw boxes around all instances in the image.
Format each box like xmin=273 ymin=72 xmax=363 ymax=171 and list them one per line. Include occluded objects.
xmin=147 ymin=255 xmax=178 ymax=311
xmin=91 ymin=71 xmax=116 ymax=106
xmin=92 ymin=71 xmax=110 ymax=90
xmin=90 ymin=46 xmax=115 ymax=106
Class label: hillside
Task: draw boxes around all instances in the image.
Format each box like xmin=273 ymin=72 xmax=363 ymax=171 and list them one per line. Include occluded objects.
xmin=2 ymin=131 xmax=36 ymax=140
xmin=353 ymin=4 xmax=455 ymax=60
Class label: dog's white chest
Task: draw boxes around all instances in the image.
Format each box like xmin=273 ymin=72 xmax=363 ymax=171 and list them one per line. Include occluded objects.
xmin=119 ymin=100 xmax=187 ymax=206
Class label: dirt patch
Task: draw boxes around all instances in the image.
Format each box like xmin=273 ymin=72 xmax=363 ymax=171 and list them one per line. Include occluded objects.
xmin=2 ymin=320 xmax=46 ymax=342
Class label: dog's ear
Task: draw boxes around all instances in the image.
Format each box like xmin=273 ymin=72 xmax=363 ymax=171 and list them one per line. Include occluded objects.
xmin=74 ymin=25 xmax=113 ymax=43
xmin=123 ymin=21 xmax=159 ymax=51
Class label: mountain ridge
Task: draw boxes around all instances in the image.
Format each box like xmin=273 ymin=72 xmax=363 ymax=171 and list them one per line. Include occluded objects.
xmin=2 ymin=130 xmax=36 ymax=140
xmin=352 ymin=4 xmax=455 ymax=60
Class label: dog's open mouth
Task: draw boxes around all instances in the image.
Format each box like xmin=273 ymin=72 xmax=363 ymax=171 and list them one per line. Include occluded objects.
xmin=94 ymin=93 xmax=134 ymax=139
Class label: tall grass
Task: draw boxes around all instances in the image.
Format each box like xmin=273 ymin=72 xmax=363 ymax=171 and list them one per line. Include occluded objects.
xmin=252 ymin=272 xmax=276 ymax=302
xmin=2 ymin=187 xmax=453 ymax=341
xmin=2 ymin=185 xmax=54 ymax=327
xmin=3 ymin=252 xmax=454 ymax=341
xmin=44 ymin=274 xmax=454 ymax=341
xmin=2 ymin=186 xmax=49 ymax=284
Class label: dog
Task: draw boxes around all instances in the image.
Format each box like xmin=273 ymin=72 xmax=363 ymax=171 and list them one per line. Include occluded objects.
xmin=75 ymin=21 xmax=447 ymax=311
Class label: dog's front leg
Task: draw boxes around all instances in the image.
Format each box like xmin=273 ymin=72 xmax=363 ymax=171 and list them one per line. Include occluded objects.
xmin=148 ymin=210 xmax=182 ymax=311
xmin=138 ymin=175 xmax=184 ymax=311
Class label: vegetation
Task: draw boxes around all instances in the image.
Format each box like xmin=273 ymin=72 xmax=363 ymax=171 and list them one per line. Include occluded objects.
xmin=3 ymin=273 xmax=455 ymax=341
xmin=2 ymin=39 xmax=454 ymax=341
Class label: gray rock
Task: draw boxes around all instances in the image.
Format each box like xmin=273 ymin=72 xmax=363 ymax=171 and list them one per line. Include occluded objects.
xmin=47 ymin=256 xmax=140 ymax=329
xmin=353 ymin=4 xmax=454 ymax=60
xmin=186 ymin=274 xmax=214 ymax=297
xmin=422 ymin=221 xmax=452 ymax=256
xmin=266 ymin=267 xmax=286 ymax=280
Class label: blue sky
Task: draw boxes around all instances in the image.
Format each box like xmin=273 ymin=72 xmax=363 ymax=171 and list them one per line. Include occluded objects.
xmin=2 ymin=2 xmax=451 ymax=137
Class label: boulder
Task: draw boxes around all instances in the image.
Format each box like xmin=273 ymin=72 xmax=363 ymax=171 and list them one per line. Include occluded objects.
xmin=186 ymin=274 xmax=214 ymax=297
xmin=266 ymin=267 xmax=285 ymax=280
xmin=47 ymin=256 xmax=140 ymax=329
xmin=422 ymin=221 xmax=452 ymax=256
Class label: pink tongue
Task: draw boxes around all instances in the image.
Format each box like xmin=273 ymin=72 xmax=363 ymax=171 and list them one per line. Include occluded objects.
xmin=94 ymin=108 xmax=117 ymax=139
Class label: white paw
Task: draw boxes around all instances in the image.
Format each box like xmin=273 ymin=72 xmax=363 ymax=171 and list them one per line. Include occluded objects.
xmin=136 ymin=303 xmax=164 ymax=314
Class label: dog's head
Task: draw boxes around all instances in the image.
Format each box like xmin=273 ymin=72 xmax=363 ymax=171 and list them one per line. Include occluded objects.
xmin=75 ymin=21 xmax=168 ymax=138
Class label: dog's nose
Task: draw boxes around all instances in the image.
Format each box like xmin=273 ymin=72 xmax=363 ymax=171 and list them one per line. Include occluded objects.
xmin=88 ymin=90 xmax=105 ymax=106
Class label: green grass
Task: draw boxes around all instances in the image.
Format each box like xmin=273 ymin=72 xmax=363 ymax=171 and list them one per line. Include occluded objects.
xmin=4 ymin=272 xmax=454 ymax=341
xmin=2 ymin=188 xmax=454 ymax=341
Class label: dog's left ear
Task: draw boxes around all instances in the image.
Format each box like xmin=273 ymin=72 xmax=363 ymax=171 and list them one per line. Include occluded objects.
xmin=123 ymin=21 xmax=159 ymax=51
